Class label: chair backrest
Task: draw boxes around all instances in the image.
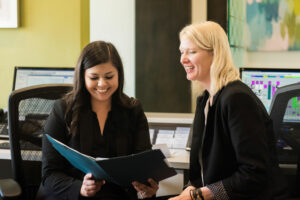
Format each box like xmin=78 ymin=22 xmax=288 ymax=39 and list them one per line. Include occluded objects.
xmin=269 ymin=82 xmax=300 ymax=154
xmin=8 ymin=84 xmax=72 ymax=200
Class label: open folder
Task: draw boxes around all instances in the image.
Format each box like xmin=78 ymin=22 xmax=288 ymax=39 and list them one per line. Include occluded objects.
xmin=45 ymin=134 xmax=177 ymax=187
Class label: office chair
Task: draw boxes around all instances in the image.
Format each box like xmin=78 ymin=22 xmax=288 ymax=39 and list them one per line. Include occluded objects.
xmin=269 ymin=82 xmax=300 ymax=197
xmin=0 ymin=84 xmax=72 ymax=200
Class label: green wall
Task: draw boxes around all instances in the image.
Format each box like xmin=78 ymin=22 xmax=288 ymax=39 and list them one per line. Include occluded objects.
xmin=0 ymin=0 xmax=89 ymax=108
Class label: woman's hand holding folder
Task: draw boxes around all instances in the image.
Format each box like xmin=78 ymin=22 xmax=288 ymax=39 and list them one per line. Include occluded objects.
xmin=80 ymin=173 xmax=106 ymax=197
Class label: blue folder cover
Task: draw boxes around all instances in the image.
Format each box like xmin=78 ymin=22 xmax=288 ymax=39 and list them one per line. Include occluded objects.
xmin=46 ymin=134 xmax=177 ymax=186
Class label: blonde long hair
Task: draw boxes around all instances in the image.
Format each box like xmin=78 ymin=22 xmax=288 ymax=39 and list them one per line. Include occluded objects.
xmin=179 ymin=21 xmax=240 ymax=96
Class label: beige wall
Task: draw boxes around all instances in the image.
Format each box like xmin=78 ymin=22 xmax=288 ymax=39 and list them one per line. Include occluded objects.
xmin=190 ymin=0 xmax=207 ymax=112
xmin=0 ymin=0 xmax=207 ymax=112
xmin=90 ymin=0 xmax=135 ymax=98
xmin=0 ymin=0 xmax=89 ymax=108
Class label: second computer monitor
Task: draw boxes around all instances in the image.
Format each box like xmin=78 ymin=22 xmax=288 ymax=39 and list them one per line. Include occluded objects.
xmin=13 ymin=66 xmax=74 ymax=91
xmin=240 ymin=67 xmax=300 ymax=112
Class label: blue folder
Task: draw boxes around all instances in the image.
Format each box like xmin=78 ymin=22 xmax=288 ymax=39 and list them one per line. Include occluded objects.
xmin=46 ymin=134 xmax=177 ymax=186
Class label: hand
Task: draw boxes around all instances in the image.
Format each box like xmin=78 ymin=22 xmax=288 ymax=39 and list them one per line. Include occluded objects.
xmin=132 ymin=178 xmax=159 ymax=199
xmin=168 ymin=186 xmax=195 ymax=200
xmin=80 ymin=173 xmax=105 ymax=197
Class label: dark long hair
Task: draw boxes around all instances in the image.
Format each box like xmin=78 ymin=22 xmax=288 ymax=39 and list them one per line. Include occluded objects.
xmin=64 ymin=41 xmax=134 ymax=135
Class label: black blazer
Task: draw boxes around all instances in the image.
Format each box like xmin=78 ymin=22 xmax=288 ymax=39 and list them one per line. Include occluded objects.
xmin=190 ymin=80 xmax=288 ymax=200
xmin=41 ymin=99 xmax=152 ymax=200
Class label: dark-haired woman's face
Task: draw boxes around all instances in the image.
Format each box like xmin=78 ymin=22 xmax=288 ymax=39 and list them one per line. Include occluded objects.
xmin=84 ymin=62 xmax=119 ymax=105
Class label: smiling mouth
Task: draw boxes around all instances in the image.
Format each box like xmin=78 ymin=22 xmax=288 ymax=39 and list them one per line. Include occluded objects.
xmin=96 ymin=88 xmax=108 ymax=93
xmin=185 ymin=66 xmax=194 ymax=72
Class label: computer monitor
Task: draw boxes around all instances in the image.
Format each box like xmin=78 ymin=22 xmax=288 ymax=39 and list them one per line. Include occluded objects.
xmin=240 ymin=68 xmax=300 ymax=113
xmin=13 ymin=66 xmax=74 ymax=90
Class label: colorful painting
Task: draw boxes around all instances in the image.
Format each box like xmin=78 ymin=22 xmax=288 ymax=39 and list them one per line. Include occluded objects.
xmin=246 ymin=0 xmax=300 ymax=51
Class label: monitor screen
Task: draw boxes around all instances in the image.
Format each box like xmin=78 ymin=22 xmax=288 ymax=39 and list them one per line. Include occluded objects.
xmin=240 ymin=68 xmax=300 ymax=113
xmin=13 ymin=67 xmax=74 ymax=90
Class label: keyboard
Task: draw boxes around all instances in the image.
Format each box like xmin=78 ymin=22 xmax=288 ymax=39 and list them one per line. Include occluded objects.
xmin=0 ymin=123 xmax=9 ymax=139
xmin=0 ymin=140 xmax=41 ymax=151
xmin=278 ymin=149 xmax=298 ymax=164
xmin=0 ymin=140 xmax=10 ymax=149
xmin=0 ymin=140 xmax=42 ymax=161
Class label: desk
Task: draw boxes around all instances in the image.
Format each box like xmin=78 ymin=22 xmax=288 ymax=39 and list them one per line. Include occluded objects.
xmin=1 ymin=140 xmax=297 ymax=170
xmin=0 ymin=147 xmax=190 ymax=168
xmin=0 ymin=149 xmax=10 ymax=160
xmin=146 ymin=112 xmax=194 ymax=124
xmin=167 ymin=149 xmax=189 ymax=169
xmin=0 ymin=139 xmax=10 ymax=159
xmin=0 ymin=141 xmax=190 ymax=196
xmin=0 ymin=159 xmax=12 ymax=179
xmin=0 ymin=140 xmax=44 ymax=179
xmin=1 ymin=144 xmax=298 ymax=197
xmin=156 ymin=149 xmax=189 ymax=196
xmin=0 ymin=140 xmax=12 ymax=178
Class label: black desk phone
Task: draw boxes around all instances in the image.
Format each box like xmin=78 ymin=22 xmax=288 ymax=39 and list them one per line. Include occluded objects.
xmin=0 ymin=109 xmax=8 ymax=139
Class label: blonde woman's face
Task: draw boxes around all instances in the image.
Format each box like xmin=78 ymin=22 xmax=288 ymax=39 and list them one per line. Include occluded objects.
xmin=179 ymin=36 xmax=213 ymax=89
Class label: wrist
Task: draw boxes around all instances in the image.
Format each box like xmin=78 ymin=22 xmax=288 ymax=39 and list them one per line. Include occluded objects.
xmin=201 ymin=186 xmax=214 ymax=200
xmin=190 ymin=188 xmax=204 ymax=200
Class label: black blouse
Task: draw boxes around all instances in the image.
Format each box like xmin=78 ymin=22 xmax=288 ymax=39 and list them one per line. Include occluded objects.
xmin=91 ymin=110 xmax=115 ymax=158
xmin=41 ymin=99 xmax=152 ymax=200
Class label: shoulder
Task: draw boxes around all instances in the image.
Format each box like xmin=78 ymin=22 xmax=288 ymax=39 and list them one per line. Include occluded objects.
xmin=50 ymin=99 xmax=68 ymax=120
xmin=44 ymin=99 xmax=68 ymax=130
xmin=119 ymin=94 xmax=144 ymax=111
xmin=217 ymin=80 xmax=266 ymax=113
xmin=112 ymin=97 xmax=147 ymax=127
xmin=128 ymin=99 xmax=144 ymax=117
xmin=219 ymin=80 xmax=256 ymax=102
xmin=120 ymin=96 xmax=146 ymax=119
xmin=129 ymin=98 xmax=143 ymax=110
xmin=196 ymin=90 xmax=209 ymax=107
xmin=53 ymin=99 xmax=67 ymax=112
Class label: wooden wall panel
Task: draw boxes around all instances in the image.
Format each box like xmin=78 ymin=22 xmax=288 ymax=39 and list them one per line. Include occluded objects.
xmin=136 ymin=0 xmax=191 ymax=113
xmin=207 ymin=0 xmax=227 ymax=33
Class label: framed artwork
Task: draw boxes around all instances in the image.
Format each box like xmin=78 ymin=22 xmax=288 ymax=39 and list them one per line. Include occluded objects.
xmin=0 ymin=0 xmax=19 ymax=28
xmin=246 ymin=0 xmax=300 ymax=51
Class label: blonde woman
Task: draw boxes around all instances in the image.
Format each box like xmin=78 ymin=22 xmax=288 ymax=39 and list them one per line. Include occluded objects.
xmin=170 ymin=21 xmax=288 ymax=200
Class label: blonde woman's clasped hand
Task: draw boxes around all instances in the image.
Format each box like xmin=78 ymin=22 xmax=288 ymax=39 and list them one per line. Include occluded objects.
xmin=132 ymin=178 xmax=159 ymax=199
xmin=168 ymin=186 xmax=196 ymax=200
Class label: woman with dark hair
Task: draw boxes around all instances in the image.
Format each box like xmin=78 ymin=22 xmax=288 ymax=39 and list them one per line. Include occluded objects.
xmin=40 ymin=41 xmax=158 ymax=199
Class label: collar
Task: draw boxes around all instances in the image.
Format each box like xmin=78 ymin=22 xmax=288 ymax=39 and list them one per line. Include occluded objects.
xmin=200 ymin=80 xmax=240 ymax=106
